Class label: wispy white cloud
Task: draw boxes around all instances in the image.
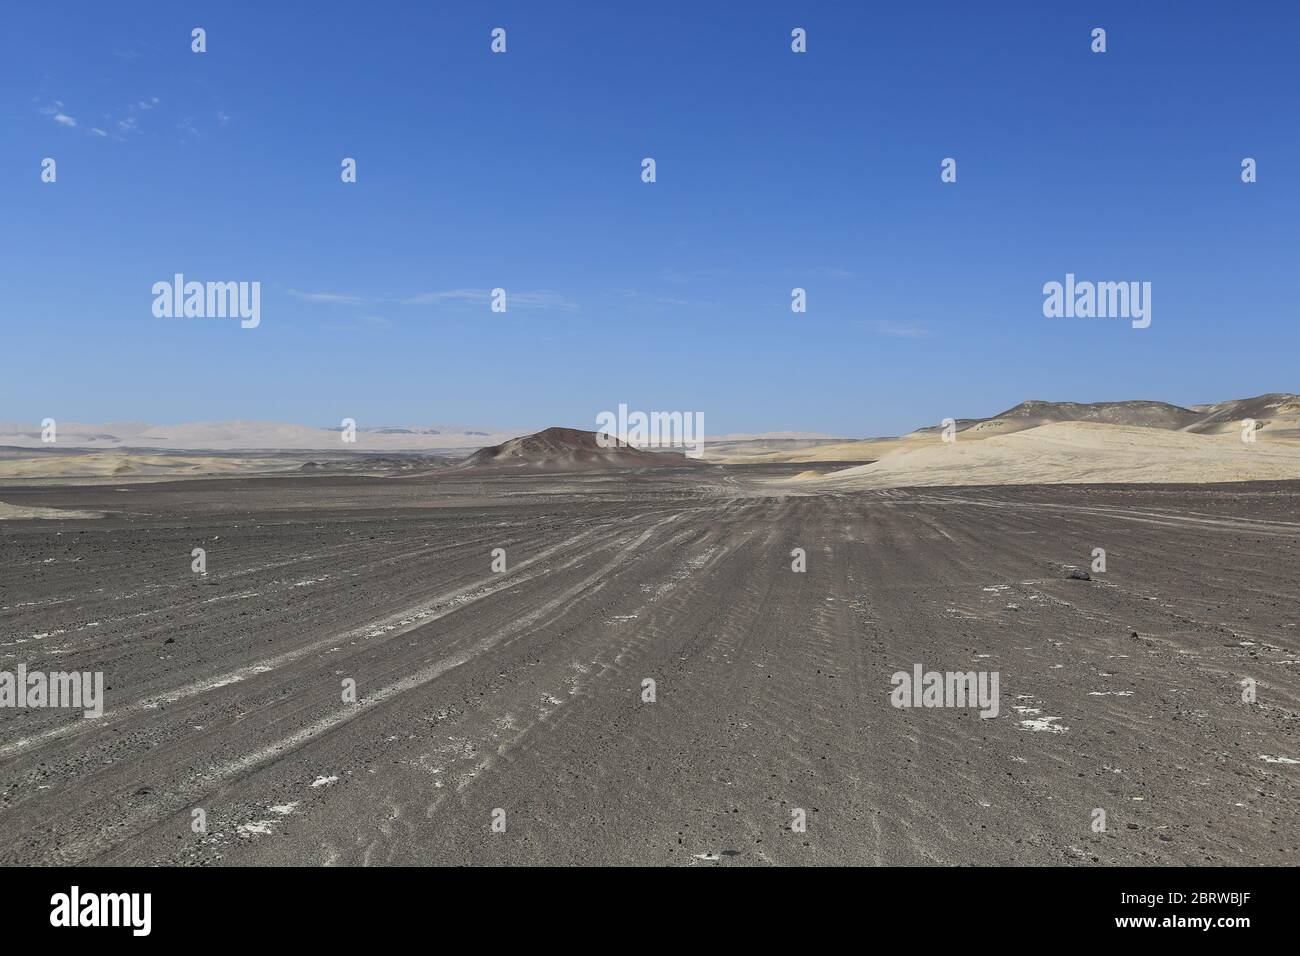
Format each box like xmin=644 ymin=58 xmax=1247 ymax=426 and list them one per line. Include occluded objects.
xmin=661 ymin=267 xmax=732 ymax=284
xmin=291 ymin=288 xmax=577 ymax=311
xmin=616 ymin=289 xmax=714 ymax=308
xmin=860 ymin=319 xmax=933 ymax=339
xmin=38 ymin=101 xmax=77 ymax=127
xmin=288 ymin=289 xmax=366 ymax=305
xmin=402 ymin=289 xmax=577 ymax=311
xmin=401 ymin=289 xmax=486 ymax=305
xmin=325 ymin=315 xmax=394 ymax=333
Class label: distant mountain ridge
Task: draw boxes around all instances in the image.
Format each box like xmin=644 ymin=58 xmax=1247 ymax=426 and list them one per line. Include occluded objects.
xmin=920 ymin=393 xmax=1300 ymax=439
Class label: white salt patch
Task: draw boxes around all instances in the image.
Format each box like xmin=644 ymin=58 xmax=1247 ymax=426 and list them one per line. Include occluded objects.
xmin=1019 ymin=715 xmax=1068 ymax=733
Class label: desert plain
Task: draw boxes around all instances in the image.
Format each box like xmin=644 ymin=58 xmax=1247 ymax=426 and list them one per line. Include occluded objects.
xmin=1 ymin=397 xmax=1298 ymax=865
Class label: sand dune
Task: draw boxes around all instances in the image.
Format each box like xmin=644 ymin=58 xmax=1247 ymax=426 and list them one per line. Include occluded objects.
xmin=0 ymin=453 xmax=306 ymax=480
xmin=0 ymin=419 xmax=522 ymax=452
xmin=705 ymin=436 xmax=918 ymax=464
xmin=809 ymin=421 xmax=1300 ymax=489
xmin=715 ymin=393 xmax=1300 ymax=469
xmin=0 ymin=501 xmax=105 ymax=520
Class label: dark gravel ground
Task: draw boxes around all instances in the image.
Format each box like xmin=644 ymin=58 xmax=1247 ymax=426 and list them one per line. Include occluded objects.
xmin=0 ymin=472 xmax=1296 ymax=865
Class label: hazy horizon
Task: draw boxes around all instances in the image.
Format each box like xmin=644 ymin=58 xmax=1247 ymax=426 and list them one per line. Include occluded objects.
xmin=4 ymin=388 xmax=1299 ymax=442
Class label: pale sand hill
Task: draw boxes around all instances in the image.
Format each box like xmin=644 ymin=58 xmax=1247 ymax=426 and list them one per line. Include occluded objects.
xmin=807 ymin=421 xmax=1300 ymax=489
xmin=0 ymin=420 xmax=522 ymax=452
xmin=706 ymin=436 xmax=922 ymax=464
xmin=709 ymin=397 xmax=1300 ymax=465
xmin=0 ymin=501 xmax=105 ymax=520
xmin=705 ymin=426 xmax=1016 ymax=464
xmin=0 ymin=453 xmax=304 ymax=480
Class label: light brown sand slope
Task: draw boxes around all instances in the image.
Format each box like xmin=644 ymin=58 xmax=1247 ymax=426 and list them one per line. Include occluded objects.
xmin=810 ymin=421 xmax=1300 ymax=489
xmin=0 ymin=453 xmax=304 ymax=480
xmin=0 ymin=501 xmax=106 ymax=520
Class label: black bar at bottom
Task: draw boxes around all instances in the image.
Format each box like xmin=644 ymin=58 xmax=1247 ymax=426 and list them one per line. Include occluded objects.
xmin=0 ymin=865 xmax=1286 ymax=942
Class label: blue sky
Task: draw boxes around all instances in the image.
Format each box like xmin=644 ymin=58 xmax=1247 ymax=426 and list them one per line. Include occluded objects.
xmin=2 ymin=1 xmax=1296 ymax=437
